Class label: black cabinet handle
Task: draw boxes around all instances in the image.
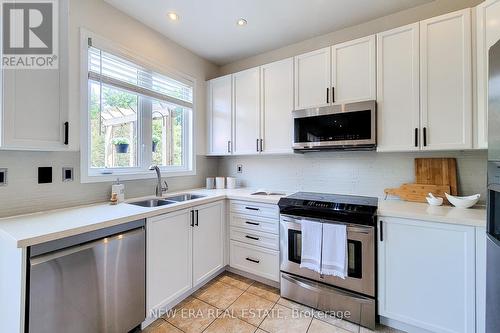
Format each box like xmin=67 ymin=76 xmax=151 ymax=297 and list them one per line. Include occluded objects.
xmin=190 ymin=210 xmax=194 ymax=227
xmin=245 ymin=235 xmax=260 ymax=241
xmin=246 ymin=257 xmax=260 ymax=264
xmin=423 ymin=127 xmax=427 ymax=147
xmin=195 ymin=210 xmax=199 ymax=226
xmin=380 ymin=220 xmax=384 ymax=242
xmin=245 ymin=207 xmax=259 ymax=211
xmin=256 ymin=138 xmax=259 ymax=152
xmin=260 ymin=139 xmax=263 ymax=152
xmin=245 ymin=221 xmax=260 ymax=226
xmin=414 ymin=128 xmax=418 ymax=147
xmin=326 ymin=88 xmax=329 ymax=104
xmin=332 ymin=86 xmax=335 ymax=104
xmin=64 ymin=122 xmax=69 ymax=145
xmin=227 ymin=141 xmax=231 ymax=153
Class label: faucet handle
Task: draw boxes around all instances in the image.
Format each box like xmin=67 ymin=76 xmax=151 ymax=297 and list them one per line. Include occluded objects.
xmin=162 ymin=180 xmax=168 ymax=193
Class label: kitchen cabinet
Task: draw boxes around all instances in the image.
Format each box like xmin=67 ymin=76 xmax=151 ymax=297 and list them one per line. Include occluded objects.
xmin=377 ymin=23 xmax=420 ymax=152
xmin=331 ymin=35 xmax=376 ymax=104
xmin=294 ymin=47 xmax=331 ymax=110
xmin=232 ymin=68 xmax=260 ymax=155
xmin=147 ymin=209 xmax=192 ymax=318
xmin=420 ymin=9 xmax=472 ymax=150
xmin=476 ymin=0 xmax=500 ymax=149
xmin=0 ymin=1 xmax=70 ymax=151
xmin=207 ymin=75 xmax=232 ymax=155
xmin=260 ymin=58 xmax=294 ymax=154
xmin=146 ymin=200 xmax=224 ymax=319
xmin=192 ymin=201 xmax=224 ymax=286
xmin=378 ymin=217 xmax=476 ymax=333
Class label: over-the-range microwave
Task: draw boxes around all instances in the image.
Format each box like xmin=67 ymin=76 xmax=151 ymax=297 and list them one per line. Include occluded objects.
xmin=292 ymin=100 xmax=376 ymax=152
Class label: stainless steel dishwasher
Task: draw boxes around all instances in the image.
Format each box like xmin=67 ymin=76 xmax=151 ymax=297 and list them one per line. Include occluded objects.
xmin=26 ymin=219 xmax=146 ymax=333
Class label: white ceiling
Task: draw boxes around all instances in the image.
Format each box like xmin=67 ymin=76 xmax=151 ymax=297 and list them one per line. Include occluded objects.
xmin=105 ymin=0 xmax=433 ymax=65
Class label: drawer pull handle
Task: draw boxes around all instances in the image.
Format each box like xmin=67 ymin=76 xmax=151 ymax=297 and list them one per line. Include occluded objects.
xmin=245 ymin=221 xmax=260 ymax=226
xmin=245 ymin=235 xmax=260 ymax=241
xmin=245 ymin=207 xmax=260 ymax=211
xmin=246 ymin=257 xmax=260 ymax=264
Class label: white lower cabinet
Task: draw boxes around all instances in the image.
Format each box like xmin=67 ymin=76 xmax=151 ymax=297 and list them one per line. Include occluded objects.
xmin=146 ymin=201 xmax=224 ymax=319
xmin=378 ymin=217 xmax=476 ymax=333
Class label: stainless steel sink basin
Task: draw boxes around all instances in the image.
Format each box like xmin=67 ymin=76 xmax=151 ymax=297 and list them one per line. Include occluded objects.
xmin=166 ymin=193 xmax=206 ymax=202
xmin=129 ymin=199 xmax=176 ymax=207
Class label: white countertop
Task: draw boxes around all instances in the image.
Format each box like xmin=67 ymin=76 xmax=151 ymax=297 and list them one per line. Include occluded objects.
xmin=0 ymin=188 xmax=287 ymax=248
xmin=0 ymin=188 xmax=487 ymax=248
xmin=378 ymin=200 xmax=487 ymax=228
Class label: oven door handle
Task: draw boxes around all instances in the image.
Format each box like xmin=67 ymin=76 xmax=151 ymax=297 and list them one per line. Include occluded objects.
xmin=281 ymin=273 xmax=373 ymax=304
xmin=281 ymin=215 xmax=374 ymax=233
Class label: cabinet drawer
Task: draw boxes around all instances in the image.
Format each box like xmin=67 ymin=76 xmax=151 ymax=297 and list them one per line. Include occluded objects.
xmin=230 ymin=214 xmax=279 ymax=235
xmin=230 ymin=200 xmax=279 ymax=220
xmin=230 ymin=226 xmax=279 ymax=250
xmin=230 ymin=240 xmax=279 ymax=282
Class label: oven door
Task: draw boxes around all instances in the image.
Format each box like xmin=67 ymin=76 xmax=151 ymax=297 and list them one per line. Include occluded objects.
xmin=292 ymin=101 xmax=376 ymax=150
xmin=280 ymin=215 xmax=375 ymax=297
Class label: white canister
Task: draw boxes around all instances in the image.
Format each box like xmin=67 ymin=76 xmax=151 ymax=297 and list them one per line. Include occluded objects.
xmin=206 ymin=177 xmax=215 ymax=189
xmin=226 ymin=177 xmax=237 ymax=189
xmin=215 ymin=177 xmax=225 ymax=189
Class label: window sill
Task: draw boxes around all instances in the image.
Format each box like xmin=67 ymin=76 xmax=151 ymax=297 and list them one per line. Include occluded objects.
xmin=81 ymin=169 xmax=196 ymax=183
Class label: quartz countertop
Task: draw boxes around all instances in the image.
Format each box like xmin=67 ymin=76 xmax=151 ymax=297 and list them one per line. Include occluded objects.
xmin=378 ymin=200 xmax=487 ymax=228
xmin=0 ymin=188 xmax=288 ymax=248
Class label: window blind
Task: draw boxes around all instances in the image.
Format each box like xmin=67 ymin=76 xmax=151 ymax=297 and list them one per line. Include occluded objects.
xmin=88 ymin=46 xmax=193 ymax=108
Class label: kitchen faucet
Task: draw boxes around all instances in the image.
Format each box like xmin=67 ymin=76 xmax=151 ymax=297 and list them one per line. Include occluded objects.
xmin=149 ymin=165 xmax=168 ymax=197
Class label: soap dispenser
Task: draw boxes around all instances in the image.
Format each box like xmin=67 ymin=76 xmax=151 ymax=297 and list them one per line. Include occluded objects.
xmin=112 ymin=178 xmax=125 ymax=203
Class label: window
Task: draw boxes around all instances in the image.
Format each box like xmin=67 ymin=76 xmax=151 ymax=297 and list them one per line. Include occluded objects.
xmin=81 ymin=32 xmax=194 ymax=182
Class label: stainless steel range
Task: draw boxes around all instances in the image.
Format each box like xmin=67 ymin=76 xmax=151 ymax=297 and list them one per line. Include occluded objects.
xmin=278 ymin=192 xmax=378 ymax=330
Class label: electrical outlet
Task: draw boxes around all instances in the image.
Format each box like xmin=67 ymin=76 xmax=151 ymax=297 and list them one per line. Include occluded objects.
xmin=62 ymin=167 xmax=74 ymax=182
xmin=237 ymin=164 xmax=243 ymax=173
xmin=0 ymin=168 xmax=7 ymax=186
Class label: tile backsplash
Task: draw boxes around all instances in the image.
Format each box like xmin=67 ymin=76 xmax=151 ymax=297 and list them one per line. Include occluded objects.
xmin=0 ymin=151 xmax=218 ymax=218
xmin=217 ymin=150 xmax=487 ymax=201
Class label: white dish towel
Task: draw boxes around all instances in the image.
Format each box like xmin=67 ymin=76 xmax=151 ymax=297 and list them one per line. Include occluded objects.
xmin=321 ymin=223 xmax=348 ymax=279
xmin=299 ymin=219 xmax=323 ymax=274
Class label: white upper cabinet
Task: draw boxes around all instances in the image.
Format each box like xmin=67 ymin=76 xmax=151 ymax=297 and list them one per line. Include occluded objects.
xmin=233 ymin=68 xmax=261 ymax=155
xmin=1 ymin=1 xmax=69 ymax=151
xmin=207 ymin=75 xmax=232 ymax=155
xmin=294 ymin=47 xmax=331 ymax=110
xmin=378 ymin=217 xmax=476 ymax=333
xmin=377 ymin=24 xmax=420 ymax=152
xmin=260 ymin=58 xmax=294 ymax=154
xmin=331 ymin=35 xmax=376 ymax=104
xmin=420 ymin=9 xmax=472 ymax=150
xmin=192 ymin=201 xmax=224 ymax=286
xmin=476 ymin=0 xmax=500 ymax=149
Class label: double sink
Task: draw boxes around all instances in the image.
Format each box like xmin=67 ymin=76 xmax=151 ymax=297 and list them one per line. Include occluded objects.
xmin=129 ymin=193 xmax=205 ymax=207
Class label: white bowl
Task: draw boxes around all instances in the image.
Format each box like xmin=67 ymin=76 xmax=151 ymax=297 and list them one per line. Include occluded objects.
xmin=445 ymin=193 xmax=481 ymax=209
xmin=426 ymin=196 xmax=443 ymax=206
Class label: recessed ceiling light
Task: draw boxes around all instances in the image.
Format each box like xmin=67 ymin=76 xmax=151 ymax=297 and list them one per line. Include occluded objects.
xmin=237 ymin=18 xmax=247 ymax=26
xmin=167 ymin=12 xmax=180 ymax=21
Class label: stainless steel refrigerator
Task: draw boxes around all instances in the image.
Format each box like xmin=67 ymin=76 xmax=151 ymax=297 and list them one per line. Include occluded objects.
xmin=486 ymin=39 xmax=500 ymax=333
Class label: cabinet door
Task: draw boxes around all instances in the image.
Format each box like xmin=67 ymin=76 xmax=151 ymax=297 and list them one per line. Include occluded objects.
xmin=294 ymin=47 xmax=331 ymax=109
xmin=147 ymin=210 xmax=192 ymax=315
xmin=207 ymin=75 xmax=232 ymax=155
xmin=420 ymin=9 xmax=472 ymax=150
xmin=261 ymin=58 xmax=294 ymax=154
xmin=377 ymin=24 xmax=420 ymax=152
xmin=378 ymin=217 xmax=475 ymax=333
xmin=331 ymin=35 xmax=376 ymax=104
xmin=1 ymin=1 xmax=69 ymax=150
xmin=193 ymin=201 xmax=224 ymax=286
xmin=233 ymin=68 xmax=260 ymax=155
xmin=476 ymin=0 xmax=500 ymax=149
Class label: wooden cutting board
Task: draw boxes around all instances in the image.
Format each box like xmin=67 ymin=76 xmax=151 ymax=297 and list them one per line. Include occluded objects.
xmin=384 ymin=183 xmax=451 ymax=203
xmin=415 ymin=158 xmax=458 ymax=195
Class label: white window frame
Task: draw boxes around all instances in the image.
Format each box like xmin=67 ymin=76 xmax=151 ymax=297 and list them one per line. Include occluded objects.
xmin=80 ymin=29 xmax=196 ymax=183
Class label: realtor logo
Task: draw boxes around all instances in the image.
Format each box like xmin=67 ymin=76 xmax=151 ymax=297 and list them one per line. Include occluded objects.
xmin=2 ymin=0 xmax=58 ymax=69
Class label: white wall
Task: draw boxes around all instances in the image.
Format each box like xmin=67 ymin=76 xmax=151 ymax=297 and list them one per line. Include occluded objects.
xmin=218 ymin=151 xmax=487 ymax=201
xmin=0 ymin=0 xmax=220 ymax=217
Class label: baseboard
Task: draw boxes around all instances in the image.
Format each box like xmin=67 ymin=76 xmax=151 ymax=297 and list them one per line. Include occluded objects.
xmin=380 ymin=316 xmax=435 ymax=333
xmin=226 ymin=266 xmax=280 ymax=289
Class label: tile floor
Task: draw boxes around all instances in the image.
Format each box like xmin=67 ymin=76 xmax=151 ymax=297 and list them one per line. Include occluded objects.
xmin=142 ymin=271 xmax=404 ymax=333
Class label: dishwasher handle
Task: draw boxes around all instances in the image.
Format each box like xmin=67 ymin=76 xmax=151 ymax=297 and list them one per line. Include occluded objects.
xmin=30 ymin=227 xmax=144 ymax=266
